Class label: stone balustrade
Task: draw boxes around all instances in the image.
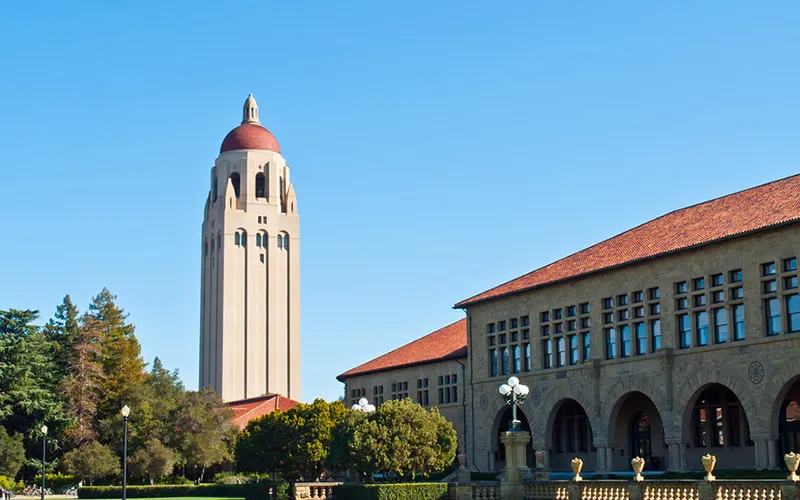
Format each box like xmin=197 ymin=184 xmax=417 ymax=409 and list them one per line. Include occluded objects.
xmin=524 ymin=482 xmax=569 ymax=500
xmin=472 ymin=483 xmax=500 ymax=500
xmin=293 ymin=482 xmax=342 ymax=500
xmin=643 ymin=482 xmax=699 ymax=500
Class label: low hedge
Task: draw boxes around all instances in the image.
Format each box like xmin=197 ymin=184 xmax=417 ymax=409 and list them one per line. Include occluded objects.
xmin=78 ymin=482 xmax=289 ymax=500
xmin=333 ymin=483 xmax=448 ymax=500
xmin=35 ymin=474 xmax=79 ymax=494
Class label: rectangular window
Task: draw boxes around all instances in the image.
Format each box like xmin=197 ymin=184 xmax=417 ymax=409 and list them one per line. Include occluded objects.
xmin=620 ymin=325 xmax=631 ymax=358
xmin=695 ymin=311 xmax=709 ymax=346
xmin=451 ymin=386 xmax=458 ymax=403
xmin=714 ymin=307 xmax=728 ymax=343
xmin=580 ymin=303 xmax=590 ymax=314
xmin=694 ymin=294 xmax=706 ymax=307
xmin=711 ymin=274 xmax=724 ymax=287
xmin=617 ymin=294 xmax=629 ymax=307
xmin=501 ymin=348 xmax=509 ymax=374
xmin=580 ymin=317 xmax=590 ymax=328
xmin=499 ymin=334 xmax=506 ymax=344
xmin=764 ymin=280 xmax=777 ymax=294
xmin=487 ymin=323 xmax=496 ymax=334
xmin=676 ymin=298 xmax=688 ymax=310
xmin=498 ymin=320 xmax=507 ymax=331
xmin=543 ymin=340 xmax=552 ymax=369
xmin=694 ymin=277 xmax=705 ymax=291
xmin=603 ymin=312 xmax=614 ymax=324
xmin=763 ymin=262 xmax=776 ymax=276
xmin=541 ymin=325 xmax=550 ymax=336
xmin=556 ymin=337 xmax=566 ymax=367
xmin=633 ymin=291 xmax=643 ymax=303
xmin=712 ymin=290 xmax=724 ymax=303
xmin=553 ymin=309 xmax=563 ymax=320
xmin=522 ymin=328 xmax=530 ymax=340
xmin=567 ymin=320 xmax=577 ymax=331
xmin=554 ymin=323 xmax=563 ymax=334
xmin=582 ymin=332 xmax=590 ymax=361
xmin=521 ymin=315 xmax=530 ymax=326
xmin=605 ymin=328 xmax=616 ymax=359
xmin=676 ymin=281 xmax=688 ymax=294
xmin=678 ymin=314 xmax=691 ymax=349
xmin=634 ymin=306 xmax=644 ymax=318
xmin=787 ymin=294 xmax=800 ymax=333
xmin=648 ymin=287 xmax=660 ymax=300
xmin=651 ymin=319 xmax=662 ymax=352
xmin=766 ymin=297 xmax=781 ymax=336
xmin=732 ymin=304 xmax=745 ymax=340
xmin=566 ymin=306 xmax=576 ymax=317
xmin=602 ymin=297 xmax=613 ymax=309
xmin=512 ymin=345 xmax=521 ymax=373
xmin=730 ymin=269 xmax=743 ymax=282
xmin=731 ymin=286 xmax=744 ymax=300
xmin=786 ymin=276 xmax=799 ymax=290
xmin=438 ymin=388 xmax=444 ymax=404
xmin=635 ymin=322 xmax=646 ymax=355
xmin=490 ymin=349 xmax=498 ymax=376
xmin=618 ymin=309 xmax=629 ymax=321
xmin=785 ymin=258 xmax=798 ymax=272
xmin=511 ymin=331 xmax=518 ymax=342
xmin=650 ymin=303 xmax=661 ymax=315
xmin=569 ymin=335 xmax=579 ymax=365
xmin=523 ymin=343 xmax=531 ymax=371
xmin=510 ymin=318 xmax=518 ymax=329
xmin=541 ymin=311 xmax=550 ymax=322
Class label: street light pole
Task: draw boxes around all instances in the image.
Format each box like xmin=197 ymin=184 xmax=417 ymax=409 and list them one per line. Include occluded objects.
xmin=121 ymin=406 xmax=130 ymax=500
xmin=498 ymin=377 xmax=529 ymax=431
xmin=40 ymin=425 xmax=48 ymax=500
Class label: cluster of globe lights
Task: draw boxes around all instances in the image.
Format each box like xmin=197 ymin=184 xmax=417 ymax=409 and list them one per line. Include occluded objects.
xmin=498 ymin=376 xmax=530 ymax=431
xmin=352 ymin=397 xmax=376 ymax=413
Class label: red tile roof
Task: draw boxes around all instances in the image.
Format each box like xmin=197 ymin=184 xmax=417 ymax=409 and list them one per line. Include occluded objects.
xmin=456 ymin=174 xmax=800 ymax=308
xmin=337 ymin=319 xmax=468 ymax=381
xmin=228 ymin=393 xmax=299 ymax=430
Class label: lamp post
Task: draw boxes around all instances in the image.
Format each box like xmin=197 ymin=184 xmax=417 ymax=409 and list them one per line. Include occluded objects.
xmin=351 ymin=398 xmax=376 ymax=413
xmin=498 ymin=376 xmax=530 ymax=431
xmin=40 ymin=425 xmax=47 ymax=500
xmin=120 ymin=405 xmax=130 ymax=500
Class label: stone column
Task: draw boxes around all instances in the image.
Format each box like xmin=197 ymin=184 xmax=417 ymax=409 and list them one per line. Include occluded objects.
xmin=606 ymin=446 xmax=614 ymax=473
xmin=753 ymin=437 xmax=767 ymax=470
xmin=500 ymin=430 xmax=531 ymax=500
xmin=679 ymin=443 xmax=688 ymax=472
xmin=667 ymin=441 xmax=681 ymax=472
xmin=767 ymin=437 xmax=778 ymax=470
xmin=596 ymin=444 xmax=608 ymax=473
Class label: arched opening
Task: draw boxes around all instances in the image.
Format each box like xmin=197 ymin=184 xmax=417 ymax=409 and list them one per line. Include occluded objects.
xmin=256 ymin=233 xmax=262 ymax=248
xmin=255 ymin=172 xmax=266 ymax=198
xmin=491 ymin=405 xmax=533 ymax=471
xmin=230 ymin=172 xmax=241 ymax=198
xmin=775 ymin=376 xmax=800 ymax=457
xmin=283 ymin=234 xmax=289 ymax=250
xmin=241 ymin=231 xmax=247 ymax=247
xmin=548 ymin=399 xmax=594 ymax=472
xmin=234 ymin=232 xmax=240 ymax=246
xmin=684 ymin=384 xmax=753 ymax=469
xmin=277 ymin=234 xmax=283 ymax=249
xmin=607 ymin=392 xmax=666 ymax=471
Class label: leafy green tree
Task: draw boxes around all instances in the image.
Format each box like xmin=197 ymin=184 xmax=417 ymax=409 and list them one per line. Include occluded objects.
xmin=62 ymin=314 xmax=104 ymax=448
xmin=0 ymin=426 xmax=25 ymax=478
xmin=325 ymin=409 xmax=369 ymax=476
xmin=0 ymin=309 xmax=71 ymax=457
xmin=88 ymin=289 xmax=145 ymax=421
xmin=235 ymin=408 xmax=291 ymax=476
xmin=60 ymin=441 xmax=120 ymax=485
xmin=173 ymin=388 xmax=235 ymax=482
xmin=129 ymin=439 xmax=177 ymax=485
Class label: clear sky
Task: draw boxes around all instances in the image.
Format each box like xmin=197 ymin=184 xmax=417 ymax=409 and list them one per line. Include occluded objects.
xmin=1 ymin=2 xmax=798 ymax=403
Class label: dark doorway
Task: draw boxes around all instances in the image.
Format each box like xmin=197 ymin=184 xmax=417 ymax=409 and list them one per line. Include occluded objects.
xmin=630 ymin=412 xmax=652 ymax=468
xmin=495 ymin=405 xmax=533 ymax=464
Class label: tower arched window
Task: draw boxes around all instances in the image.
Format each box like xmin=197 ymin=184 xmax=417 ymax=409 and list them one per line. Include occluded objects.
xmin=256 ymin=233 xmax=261 ymax=248
xmin=283 ymin=235 xmax=289 ymax=250
xmin=241 ymin=231 xmax=247 ymax=247
xmin=212 ymin=176 xmax=218 ymax=202
xmin=255 ymin=172 xmax=266 ymax=198
xmin=234 ymin=232 xmax=240 ymax=246
xmin=277 ymin=234 xmax=283 ymax=249
xmin=230 ymin=172 xmax=241 ymax=198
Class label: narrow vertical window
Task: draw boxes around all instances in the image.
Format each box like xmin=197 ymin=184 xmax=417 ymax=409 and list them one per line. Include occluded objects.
xmin=543 ymin=339 xmax=552 ymax=369
xmin=523 ymin=343 xmax=531 ymax=371
xmin=241 ymin=232 xmax=247 ymax=247
xmin=678 ymin=314 xmax=691 ymax=348
xmin=650 ymin=319 xmax=662 ymax=352
xmin=256 ymin=233 xmax=261 ymax=247
xmin=695 ymin=311 xmax=709 ymax=346
xmin=277 ymin=234 xmax=283 ymax=249
xmin=501 ymin=347 xmax=509 ymax=375
xmin=620 ymin=325 xmax=631 ymax=358
xmin=582 ymin=332 xmax=590 ymax=361
xmin=284 ymin=235 xmax=289 ymax=250
xmin=714 ymin=307 xmax=728 ymax=343
xmin=489 ymin=349 xmax=498 ymax=377
xmin=230 ymin=172 xmax=241 ymax=198
xmin=635 ymin=322 xmax=646 ymax=355
xmin=787 ymin=294 xmax=800 ymax=333
xmin=766 ymin=298 xmax=781 ymax=336
xmin=605 ymin=328 xmax=616 ymax=360
xmin=234 ymin=232 xmax=240 ymax=246
xmin=511 ymin=345 xmax=521 ymax=373
xmin=569 ymin=335 xmax=579 ymax=365
xmin=255 ymin=172 xmax=266 ymax=198
xmin=556 ymin=337 xmax=565 ymax=367
xmin=732 ymin=305 xmax=745 ymax=340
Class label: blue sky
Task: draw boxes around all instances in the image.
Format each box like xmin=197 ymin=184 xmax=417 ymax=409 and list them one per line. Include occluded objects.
xmin=1 ymin=2 xmax=798 ymax=402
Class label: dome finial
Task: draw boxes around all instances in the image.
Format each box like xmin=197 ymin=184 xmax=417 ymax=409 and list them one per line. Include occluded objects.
xmin=242 ymin=94 xmax=259 ymax=125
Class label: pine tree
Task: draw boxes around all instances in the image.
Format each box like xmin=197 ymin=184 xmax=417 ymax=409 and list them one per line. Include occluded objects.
xmin=43 ymin=295 xmax=80 ymax=378
xmin=62 ymin=314 xmax=104 ymax=448
xmin=88 ymin=289 xmax=145 ymax=420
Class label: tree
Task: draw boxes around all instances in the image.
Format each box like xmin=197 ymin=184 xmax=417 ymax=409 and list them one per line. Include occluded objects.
xmin=129 ymin=439 xmax=177 ymax=485
xmin=236 ymin=399 xmax=345 ymax=481
xmin=0 ymin=426 xmax=25 ymax=478
xmin=43 ymin=295 xmax=81 ymax=378
xmin=60 ymin=441 xmax=120 ymax=485
xmin=61 ymin=314 xmax=104 ymax=448
xmin=0 ymin=309 xmax=71 ymax=457
xmin=88 ymin=289 xmax=145 ymax=421
xmin=173 ymin=388 xmax=235 ymax=481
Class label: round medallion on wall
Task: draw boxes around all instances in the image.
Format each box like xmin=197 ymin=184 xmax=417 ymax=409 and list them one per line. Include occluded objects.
xmin=531 ymin=386 xmax=541 ymax=407
xmin=479 ymin=394 xmax=489 ymax=411
xmin=748 ymin=361 xmax=764 ymax=384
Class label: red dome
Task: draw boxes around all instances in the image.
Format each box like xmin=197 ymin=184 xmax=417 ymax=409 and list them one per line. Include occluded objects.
xmin=220 ymin=123 xmax=281 ymax=154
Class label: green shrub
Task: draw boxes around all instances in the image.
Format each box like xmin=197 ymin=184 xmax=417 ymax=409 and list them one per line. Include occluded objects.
xmin=333 ymin=483 xmax=448 ymax=500
xmin=34 ymin=473 xmax=79 ymax=493
xmin=77 ymin=481 xmax=289 ymax=500
xmin=154 ymin=475 xmax=193 ymax=485
xmin=0 ymin=475 xmax=24 ymax=493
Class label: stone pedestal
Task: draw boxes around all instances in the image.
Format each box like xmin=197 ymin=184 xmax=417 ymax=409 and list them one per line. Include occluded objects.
xmin=500 ymin=430 xmax=531 ymax=483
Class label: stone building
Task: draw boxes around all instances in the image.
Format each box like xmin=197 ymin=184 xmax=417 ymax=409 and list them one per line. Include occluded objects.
xmin=199 ymin=95 xmax=301 ymax=402
xmin=340 ymin=174 xmax=800 ymax=474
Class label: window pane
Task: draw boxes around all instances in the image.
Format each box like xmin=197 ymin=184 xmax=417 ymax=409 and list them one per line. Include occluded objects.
xmin=543 ymin=340 xmax=552 ymax=369
xmin=490 ymin=349 xmax=498 ymax=376
xmin=556 ymin=337 xmax=566 ymax=367
xmin=733 ymin=304 xmax=745 ymax=340
xmin=696 ymin=312 xmax=709 ymax=346
xmin=679 ymin=314 xmax=691 ymax=349
xmin=787 ymin=295 xmax=800 ymax=333
xmin=523 ymin=343 xmax=531 ymax=371
xmin=605 ymin=328 xmax=616 ymax=359
xmin=651 ymin=319 xmax=662 ymax=352
xmin=767 ymin=298 xmax=781 ymax=336
xmin=714 ymin=307 xmax=728 ymax=343
xmin=730 ymin=269 xmax=742 ymax=282
xmin=501 ymin=348 xmax=509 ymax=374
xmin=635 ymin=322 xmax=646 ymax=355
xmin=620 ymin=325 xmax=631 ymax=358
xmin=512 ymin=345 xmax=521 ymax=373
xmin=785 ymin=258 xmax=798 ymax=272
xmin=569 ymin=335 xmax=579 ymax=365
xmin=582 ymin=333 xmax=591 ymax=361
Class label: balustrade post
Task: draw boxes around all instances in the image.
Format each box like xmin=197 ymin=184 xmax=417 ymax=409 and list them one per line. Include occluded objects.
xmin=566 ymin=482 xmax=581 ymax=500
xmin=628 ymin=481 xmax=644 ymax=500
xmin=697 ymin=481 xmax=714 ymax=500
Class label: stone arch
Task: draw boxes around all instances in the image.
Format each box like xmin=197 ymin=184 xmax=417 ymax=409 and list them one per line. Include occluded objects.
xmin=487 ymin=398 xmax=535 ymax=451
xmin=601 ymin=376 xmax=671 ymax=440
xmin=532 ymin=383 xmax=598 ymax=446
xmin=675 ymin=366 xmax=759 ymax=442
xmin=760 ymin=355 xmax=800 ymax=436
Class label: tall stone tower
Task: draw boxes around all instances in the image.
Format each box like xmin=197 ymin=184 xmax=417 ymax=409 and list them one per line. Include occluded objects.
xmin=199 ymin=94 xmax=300 ymax=402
